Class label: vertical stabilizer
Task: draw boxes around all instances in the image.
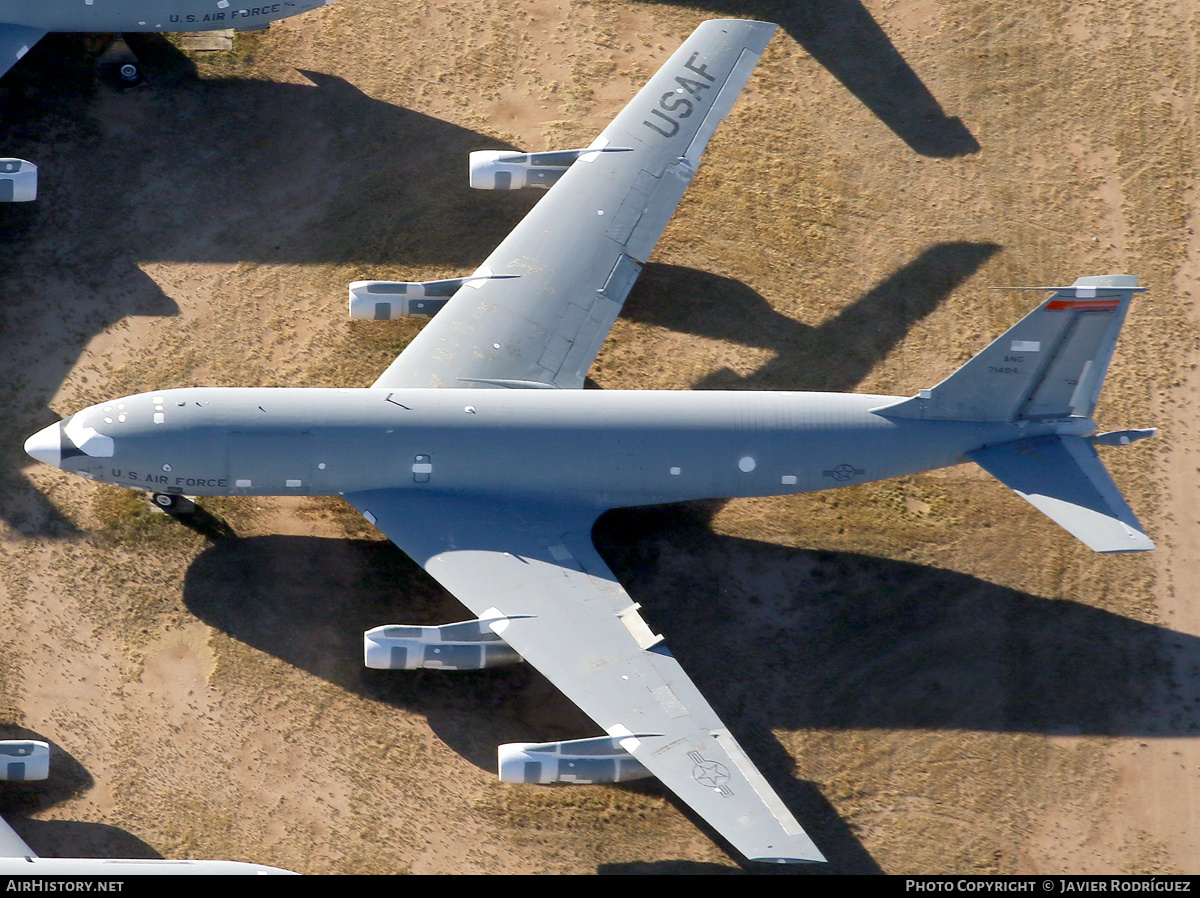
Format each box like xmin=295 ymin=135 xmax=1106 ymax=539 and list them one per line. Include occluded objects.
xmin=875 ymin=275 xmax=1142 ymax=422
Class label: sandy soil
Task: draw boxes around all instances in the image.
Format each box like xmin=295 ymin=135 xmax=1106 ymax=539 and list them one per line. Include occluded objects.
xmin=0 ymin=0 xmax=1197 ymax=875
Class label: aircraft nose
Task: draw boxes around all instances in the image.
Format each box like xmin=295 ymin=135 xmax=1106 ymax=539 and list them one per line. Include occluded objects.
xmin=23 ymin=423 xmax=61 ymax=468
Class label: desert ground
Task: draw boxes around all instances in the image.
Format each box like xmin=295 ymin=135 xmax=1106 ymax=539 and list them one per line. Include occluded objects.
xmin=0 ymin=0 xmax=1196 ymax=875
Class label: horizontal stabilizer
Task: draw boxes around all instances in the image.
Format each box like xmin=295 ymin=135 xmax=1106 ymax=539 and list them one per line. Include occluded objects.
xmin=968 ymin=435 xmax=1153 ymax=553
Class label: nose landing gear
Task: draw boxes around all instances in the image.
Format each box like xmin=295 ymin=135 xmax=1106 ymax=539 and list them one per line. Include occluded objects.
xmin=96 ymin=37 xmax=146 ymax=89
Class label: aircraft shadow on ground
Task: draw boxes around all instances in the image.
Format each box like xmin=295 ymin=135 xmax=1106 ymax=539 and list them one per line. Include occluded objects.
xmin=6 ymin=821 xmax=162 ymax=861
xmin=623 ymin=241 xmax=1001 ymax=391
xmin=636 ymin=0 xmax=978 ymax=157
xmin=181 ymin=511 xmax=1187 ymax=872
xmin=0 ymin=262 xmax=173 ymax=538
xmin=0 ymin=35 xmax=537 ymax=533
xmin=0 ymin=34 xmax=537 ymax=268
xmin=0 ymin=726 xmax=158 ymax=859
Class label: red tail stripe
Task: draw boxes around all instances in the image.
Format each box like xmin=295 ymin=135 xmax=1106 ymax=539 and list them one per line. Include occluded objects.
xmin=1045 ymin=299 xmax=1121 ymax=311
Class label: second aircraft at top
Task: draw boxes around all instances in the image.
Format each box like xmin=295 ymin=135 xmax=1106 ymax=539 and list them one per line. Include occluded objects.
xmin=0 ymin=0 xmax=336 ymax=80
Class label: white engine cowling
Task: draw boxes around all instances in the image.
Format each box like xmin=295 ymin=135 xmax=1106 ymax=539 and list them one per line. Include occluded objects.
xmin=468 ymin=147 xmax=632 ymax=190
xmin=349 ymin=280 xmax=457 ymax=320
xmin=498 ymin=736 xmax=652 ymax=784
xmin=365 ymin=619 xmax=524 ymax=670
xmin=0 ymin=159 xmax=37 ymax=202
xmin=349 ymin=272 xmax=519 ymax=320
xmin=0 ymin=740 xmax=49 ymax=781
xmin=469 ymin=151 xmax=567 ymax=190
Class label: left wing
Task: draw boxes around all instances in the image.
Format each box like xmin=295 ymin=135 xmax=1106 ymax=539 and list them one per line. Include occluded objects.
xmin=373 ymin=19 xmax=777 ymax=390
xmin=0 ymin=24 xmax=44 ymax=81
xmin=347 ymin=488 xmax=824 ymax=863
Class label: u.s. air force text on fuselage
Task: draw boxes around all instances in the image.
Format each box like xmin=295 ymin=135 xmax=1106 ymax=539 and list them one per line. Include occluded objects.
xmin=0 ymin=0 xmax=336 ymax=89
xmin=0 ymin=1 xmax=333 ymax=35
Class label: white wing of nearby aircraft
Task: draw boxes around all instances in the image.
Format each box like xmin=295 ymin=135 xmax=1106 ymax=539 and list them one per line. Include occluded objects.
xmin=0 ymin=21 xmax=43 ymax=81
xmin=22 ymin=18 xmax=1156 ymax=867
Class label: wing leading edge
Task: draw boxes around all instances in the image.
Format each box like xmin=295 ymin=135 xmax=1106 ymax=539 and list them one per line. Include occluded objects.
xmin=347 ymin=488 xmax=824 ymax=863
xmin=373 ymin=19 xmax=777 ymax=391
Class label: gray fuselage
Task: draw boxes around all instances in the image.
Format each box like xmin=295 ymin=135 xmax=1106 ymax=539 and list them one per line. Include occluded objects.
xmin=41 ymin=388 xmax=1085 ymax=508
xmin=0 ymin=0 xmax=330 ymax=33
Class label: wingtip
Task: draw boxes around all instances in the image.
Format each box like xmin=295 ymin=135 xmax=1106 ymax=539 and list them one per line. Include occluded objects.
xmin=700 ymin=18 xmax=779 ymax=53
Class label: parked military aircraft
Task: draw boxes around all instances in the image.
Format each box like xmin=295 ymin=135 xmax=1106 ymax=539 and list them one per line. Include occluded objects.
xmin=0 ymin=0 xmax=336 ymax=81
xmin=22 ymin=19 xmax=1155 ymax=864
xmin=0 ymin=2 xmax=333 ymax=197
xmin=0 ymin=739 xmax=294 ymax=873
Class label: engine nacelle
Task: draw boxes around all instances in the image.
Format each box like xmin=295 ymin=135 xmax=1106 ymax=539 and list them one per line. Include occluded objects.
xmin=0 ymin=740 xmax=49 ymax=781
xmin=498 ymin=736 xmax=652 ymax=785
xmin=349 ymin=280 xmax=457 ymax=320
xmin=349 ymin=272 xmax=519 ymax=320
xmin=365 ymin=619 xmax=524 ymax=670
xmin=468 ymin=146 xmax=632 ymax=190
xmin=0 ymin=159 xmax=37 ymax=202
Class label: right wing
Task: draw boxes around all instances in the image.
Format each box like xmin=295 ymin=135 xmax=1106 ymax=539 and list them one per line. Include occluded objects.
xmin=347 ymin=488 xmax=824 ymax=863
xmin=373 ymin=19 xmax=777 ymax=390
xmin=0 ymin=25 xmax=44 ymax=81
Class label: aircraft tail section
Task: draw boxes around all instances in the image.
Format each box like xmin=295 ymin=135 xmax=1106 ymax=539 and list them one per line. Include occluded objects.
xmin=968 ymin=435 xmax=1154 ymax=552
xmin=876 ymin=275 xmax=1154 ymax=553
xmin=876 ymin=275 xmax=1142 ymax=423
